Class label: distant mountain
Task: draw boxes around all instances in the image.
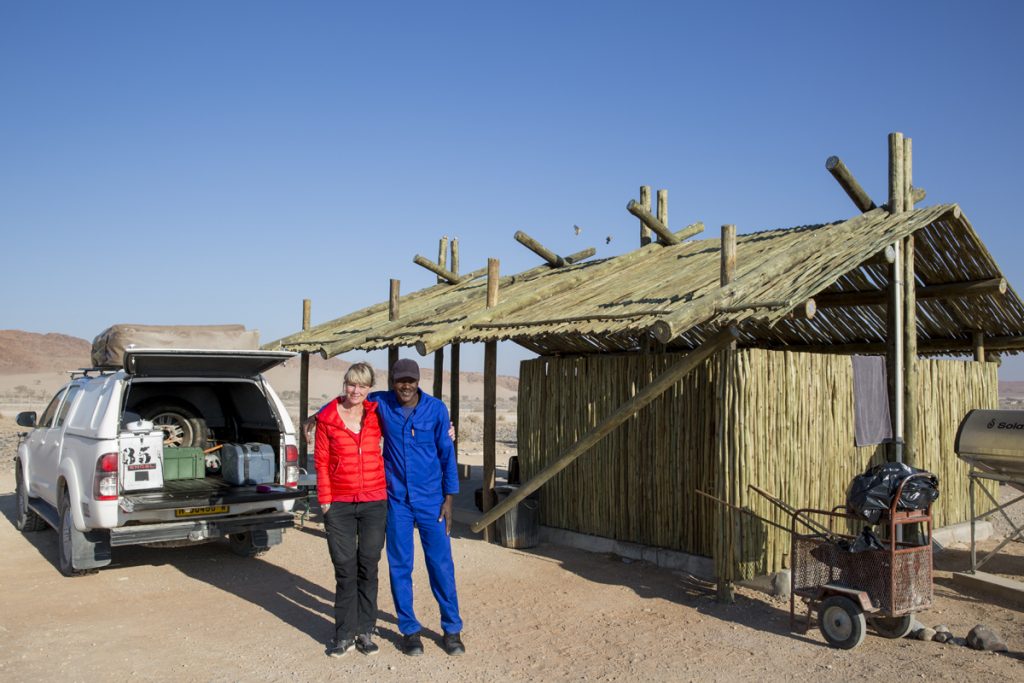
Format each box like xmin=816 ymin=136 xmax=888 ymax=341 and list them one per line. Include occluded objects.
xmin=0 ymin=330 xmax=91 ymax=374
xmin=0 ymin=329 xmax=518 ymax=392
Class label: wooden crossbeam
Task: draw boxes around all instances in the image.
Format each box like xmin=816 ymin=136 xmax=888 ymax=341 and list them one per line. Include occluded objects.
xmin=763 ymin=335 xmax=1024 ymax=354
xmin=515 ymin=230 xmax=567 ymax=267
xmin=413 ymin=254 xmax=462 ymax=284
xmin=815 ymin=278 xmax=1006 ymax=309
xmin=626 ymin=200 xmax=680 ymax=244
xmin=470 ymin=310 xmax=672 ymax=328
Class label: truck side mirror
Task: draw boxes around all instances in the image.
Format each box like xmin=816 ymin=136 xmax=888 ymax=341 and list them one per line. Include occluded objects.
xmin=16 ymin=411 xmax=37 ymax=428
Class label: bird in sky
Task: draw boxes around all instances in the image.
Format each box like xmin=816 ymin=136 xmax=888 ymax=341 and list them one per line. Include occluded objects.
xmin=573 ymin=224 xmax=582 ymax=236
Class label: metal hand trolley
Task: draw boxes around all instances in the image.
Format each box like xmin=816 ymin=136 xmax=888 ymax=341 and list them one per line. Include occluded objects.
xmin=788 ymin=474 xmax=934 ymax=649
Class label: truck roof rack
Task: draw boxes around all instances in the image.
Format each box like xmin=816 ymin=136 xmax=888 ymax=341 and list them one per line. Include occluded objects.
xmin=68 ymin=367 xmax=117 ymax=380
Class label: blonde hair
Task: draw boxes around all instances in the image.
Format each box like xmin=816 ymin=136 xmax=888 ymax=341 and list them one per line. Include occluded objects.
xmin=344 ymin=362 xmax=375 ymax=388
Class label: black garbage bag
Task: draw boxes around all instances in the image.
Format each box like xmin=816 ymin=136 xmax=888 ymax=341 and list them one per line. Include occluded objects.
xmin=837 ymin=527 xmax=886 ymax=553
xmin=846 ymin=462 xmax=939 ymax=524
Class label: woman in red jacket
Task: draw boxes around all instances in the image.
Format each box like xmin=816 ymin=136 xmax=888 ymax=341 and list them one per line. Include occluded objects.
xmin=314 ymin=362 xmax=387 ymax=657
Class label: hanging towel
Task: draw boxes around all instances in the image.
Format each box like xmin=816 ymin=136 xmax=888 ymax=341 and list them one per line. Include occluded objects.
xmin=852 ymin=355 xmax=892 ymax=447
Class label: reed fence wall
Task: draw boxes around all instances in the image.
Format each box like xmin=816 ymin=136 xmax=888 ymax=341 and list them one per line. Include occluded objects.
xmin=518 ymin=350 xmax=997 ymax=578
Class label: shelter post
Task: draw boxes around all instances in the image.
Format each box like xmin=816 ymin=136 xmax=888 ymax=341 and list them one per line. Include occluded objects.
xmin=299 ymin=298 xmax=311 ymax=466
xmin=483 ymin=257 xmax=500 ymax=542
xmin=716 ymin=224 xmax=738 ymax=603
xmin=639 ymin=185 xmax=652 ymax=246
xmin=973 ymin=331 xmax=985 ymax=363
xmin=388 ymin=279 xmax=400 ymax=376
xmin=887 ymin=132 xmax=906 ymax=463
xmin=657 ymin=189 xmax=668 ymax=244
xmin=433 ymin=237 xmax=448 ymax=398
xmin=903 ymin=137 xmax=918 ymax=467
xmin=450 ymin=239 xmax=469 ymax=480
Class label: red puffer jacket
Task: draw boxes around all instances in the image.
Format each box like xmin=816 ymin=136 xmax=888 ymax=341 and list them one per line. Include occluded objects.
xmin=314 ymin=398 xmax=386 ymax=504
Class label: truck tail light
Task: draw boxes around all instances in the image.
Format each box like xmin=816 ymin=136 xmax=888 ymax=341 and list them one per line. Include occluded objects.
xmin=284 ymin=445 xmax=299 ymax=488
xmin=94 ymin=452 xmax=118 ymax=501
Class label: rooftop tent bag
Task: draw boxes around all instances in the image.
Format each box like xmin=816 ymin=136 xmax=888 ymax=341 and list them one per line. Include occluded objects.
xmin=221 ymin=442 xmax=276 ymax=486
xmin=90 ymin=324 xmax=260 ymax=368
xmin=846 ymin=462 xmax=939 ymax=524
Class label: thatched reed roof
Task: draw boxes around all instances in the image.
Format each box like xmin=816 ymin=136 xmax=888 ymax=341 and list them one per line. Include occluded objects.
xmin=266 ymin=204 xmax=1024 ymax=358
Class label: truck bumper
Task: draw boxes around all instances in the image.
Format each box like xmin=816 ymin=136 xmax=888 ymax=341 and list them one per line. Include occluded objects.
xmin=108 ymin=512 xmax=293 ymax=547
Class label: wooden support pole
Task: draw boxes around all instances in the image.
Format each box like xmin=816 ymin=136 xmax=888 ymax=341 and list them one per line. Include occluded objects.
xmin=470 ymin=327 xmax=739 ymax=534
xmin=903 ymin=233 xmax=918 ymax=466
xmin=657 ymin=189 xmax=668 ymax=244
xmin=720 ymin=224 xmax=737 ymax=285
xmin=413 ymin=254 xmax=461 ymax=284
xmin=450 ymin=239 xmax=468 ymax=480
xmin=514 ymin=230 xmax=566 ymax=267
xmin=388 ymin=279 xmax=400 ymax=379
xmin=903 ymin=137 xmax=918 ymax=468
xmin=299 ymin=298 xmax=311 ymax=465
xmin=717 ymin=223 xmax=738 ymax=603
xmin=973 ymin=330 xmax=985 ymax=363
xmin=826 ymin=156 xmax=877 ymax=212
xmin=433 ymin=238 xmax=447 ymax=398
xmin=639 ymin=185 xmax=652 ymax=247
xmin=889 ymin=133 xmax=906 ymax=215
xmin=888 ymin=132 xmax=906 ymax=461
xmin=904 ymin=138 xmax=915 ymax=210
xmin=482 ymin=257 xmax=500 ymax=542
xmin=626 ymin=200 xmax=681 ymax=245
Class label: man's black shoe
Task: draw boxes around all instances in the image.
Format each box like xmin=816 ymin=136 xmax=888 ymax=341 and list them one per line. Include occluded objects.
xmin=402 ymin=632 xmax=424 ymax=656
xmin=442 ymin=631 xmax=466 ymax=656
xmin=355 ymin=633 xmax=379 ymax=655
xmin=327 ymin=638 xmax=355 ymax=658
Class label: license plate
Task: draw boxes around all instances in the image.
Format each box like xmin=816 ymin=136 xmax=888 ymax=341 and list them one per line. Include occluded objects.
xmin=174 ymin=505 xmax=229 ymax=518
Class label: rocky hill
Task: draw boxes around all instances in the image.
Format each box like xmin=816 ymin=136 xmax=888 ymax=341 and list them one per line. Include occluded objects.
xmin=0 ymin=330 xmax=91 ymax=374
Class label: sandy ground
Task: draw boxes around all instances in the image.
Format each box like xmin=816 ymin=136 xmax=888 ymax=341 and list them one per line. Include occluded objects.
xmin=2 ymin=417 xmax=1024 ymax=681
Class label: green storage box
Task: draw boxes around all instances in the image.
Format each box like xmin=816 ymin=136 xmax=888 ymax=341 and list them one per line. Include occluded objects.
xmin=163 ymin=447 xmax=206 ymax=480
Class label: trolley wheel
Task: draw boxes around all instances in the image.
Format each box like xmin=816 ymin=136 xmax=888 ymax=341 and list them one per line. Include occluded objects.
xmin=818 ymin=595 xmax=867 ymax=649
xmin=869 ymin=614 xmax=915 ymax=639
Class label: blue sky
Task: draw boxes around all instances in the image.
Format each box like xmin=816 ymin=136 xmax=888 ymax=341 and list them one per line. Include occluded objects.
xmin=2 ymin=1 xmax=1023 ymax=376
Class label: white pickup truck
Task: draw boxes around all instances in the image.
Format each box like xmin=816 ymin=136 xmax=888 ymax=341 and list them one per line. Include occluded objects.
xmin=14 ymin=348 xmax=304 ymax=576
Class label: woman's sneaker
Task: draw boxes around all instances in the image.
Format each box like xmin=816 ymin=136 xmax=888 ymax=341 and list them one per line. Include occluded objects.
xmin=355 ymin=633 xmax=379 ymax=655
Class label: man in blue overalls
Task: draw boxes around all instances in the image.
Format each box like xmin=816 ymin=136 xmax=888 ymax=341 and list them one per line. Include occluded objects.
xmin=371 ymin=358 xmax=464 ymax=656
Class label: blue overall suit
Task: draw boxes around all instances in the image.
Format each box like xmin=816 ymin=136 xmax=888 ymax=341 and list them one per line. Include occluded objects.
xmin=370 ymin=389 xmax=463 ymax=636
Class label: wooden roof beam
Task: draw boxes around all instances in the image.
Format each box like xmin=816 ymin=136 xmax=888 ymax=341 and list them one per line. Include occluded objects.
xmin=826 ymin=156 xmax=877 ymax=213
xmin=718 ymin=298 xmax=817 ymax=321
xmin=413 ymin=255 xmax=462 ymax=284
xmin=815 ymin=277 xmax=1007 ymax=309
xmin=626 ymin=200 xmax=704 ymax=244
xmin=762 ymin=335 xmax=1024 ymax=355
xmin=514 ymin=230 xmax=579 ymax=267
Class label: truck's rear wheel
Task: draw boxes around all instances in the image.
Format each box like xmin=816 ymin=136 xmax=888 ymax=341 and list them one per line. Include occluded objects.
xmin=15 ymin=461 xmax=46 ymax=532
xmin=58 ymin=489 xmax=89 ymax=577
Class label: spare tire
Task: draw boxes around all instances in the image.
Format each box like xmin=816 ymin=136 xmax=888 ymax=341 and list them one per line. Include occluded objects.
xmin=137 ymin=400 xmax=208 ymax=448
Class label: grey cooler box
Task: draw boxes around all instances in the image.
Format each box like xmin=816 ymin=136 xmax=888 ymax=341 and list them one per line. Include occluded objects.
xmin=221 ymin=442 xmax=276 ymax=485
